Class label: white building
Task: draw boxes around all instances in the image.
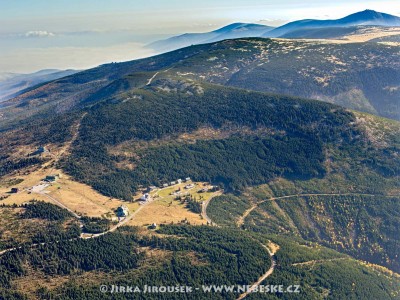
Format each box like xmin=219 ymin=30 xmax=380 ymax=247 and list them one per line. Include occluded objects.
xmin=140 ymin=193 xmax=151 ymax=201
xmin=116 ymin=205 xmax=129 ymax=217
xmin=147 ymin=186 xmax=157 ymax=192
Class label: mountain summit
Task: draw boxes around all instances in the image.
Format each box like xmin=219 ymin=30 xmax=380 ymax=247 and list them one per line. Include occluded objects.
xmin=264 ymin=9 xmax=400 ymax=37
xmin=340 ymin=9 xmax=400 ymax=25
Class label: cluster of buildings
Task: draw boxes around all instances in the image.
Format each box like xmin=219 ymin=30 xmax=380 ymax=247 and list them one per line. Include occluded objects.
xmin=198 ymin=185 xmax=217 ymax=193
xmin=9 ymin=173 xmax=64 ymax=195
xmin=161 ymin=177 xmax=191 ymax=188
xmin=143 ymin=178 xmax=192 ymax=194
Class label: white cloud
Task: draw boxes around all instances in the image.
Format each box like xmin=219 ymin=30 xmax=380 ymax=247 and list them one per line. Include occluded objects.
xmin=25 ymin=30 xmax=55 ymax=38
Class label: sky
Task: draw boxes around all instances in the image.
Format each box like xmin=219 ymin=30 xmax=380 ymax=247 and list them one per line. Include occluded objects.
xmin=0 ymin=0 xmax=399 ymax=73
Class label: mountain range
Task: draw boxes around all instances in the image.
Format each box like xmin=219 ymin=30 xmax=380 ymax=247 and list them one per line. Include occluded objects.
xmin=2 ymin=10 xmax=398 ymax=106
xmin=148 ymin=10 xmax=400 ymax=52
xmin=148 ymin=22 xmax=274 ymax=52
xmin=1 ymin=38 xmax=398 ymax=127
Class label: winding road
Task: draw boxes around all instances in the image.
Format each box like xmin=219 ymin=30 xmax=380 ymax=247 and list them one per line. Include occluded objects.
xmin=237 ymin=245 xmax=277 ymax=300
xmin=233 ymin=192 xmax=389 ymax=299
xmin=146 ymin=72 xmax=160 ymax=85
xmin=201 ymin=191 xmax=222 ymax=225
xmin=81 ymin=199 xmax=152 ymax=239
xmin=199 ymin=191 xmax=279 ymax=300
xmin=236 ymin=192 xmax=385 ymax=227
xmin=291 ymin=257 xmax=349 ymax=267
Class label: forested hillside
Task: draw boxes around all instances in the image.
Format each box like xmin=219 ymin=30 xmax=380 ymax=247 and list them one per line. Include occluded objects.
xmin=209 ymin=193 xmax=400 ymax=273
xmin=206 ymin=111 xmax=400 ymax=273
xmin=1 ymin=38 xmax=399 ymax=128
xmin=1 ymin=74 xmax=398 ymax=201
xmin=49 ymin=80 xmax=397 ymax=200
xmin=0 ymin=201 xmax=80 ymax=251
xmin=0 ymin=216 xmax=398 ymax=300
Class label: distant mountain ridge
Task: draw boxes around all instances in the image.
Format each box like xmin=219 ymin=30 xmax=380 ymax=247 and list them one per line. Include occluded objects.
xmin=264 ymin=9 xmax=400 ymax=37
xmin=147 ymin=23 xmax=274 ymax=52
xmin=148 ymin=10 xmax=400 ymax=52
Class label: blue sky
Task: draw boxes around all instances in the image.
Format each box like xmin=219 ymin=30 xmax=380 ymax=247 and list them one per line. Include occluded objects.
xmin=1 ymin=1 xmax=399 ymax=73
